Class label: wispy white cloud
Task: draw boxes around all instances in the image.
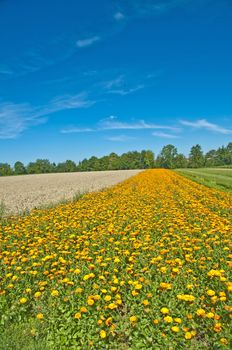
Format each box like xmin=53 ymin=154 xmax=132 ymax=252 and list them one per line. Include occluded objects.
xmin=0 ymin=93 xmax=95 ymax=139
xmin=105 ymin=134 xmax=135 ymax=142
xmin=47 ymin=93 xmax=95 ymax=112
xmin=114 ymin=12 xmax=125 ymax=21
xmin=99 ymin=117 xmax=179 ymax=131
xmin=180 ymin=119 xmax=232 ymax=134
xmin=102 ymin=75 xmax=124 ymax=90
xmin=0 ymin=102 xmax=46 ymax=139
xmin=61 ymin=116 xmax=180 ymax=135
xmin=76 ymin=36 xmax=100 ymax=48
xmin=100 ymin=74 xmax=145 ymax=96
xmin=61 ymin=127 xmax=95 ymax=134
xmin=152 ymin=131 xmax=180 ymax=138
xmin=108 ymin=84 xmax=144 ymax=96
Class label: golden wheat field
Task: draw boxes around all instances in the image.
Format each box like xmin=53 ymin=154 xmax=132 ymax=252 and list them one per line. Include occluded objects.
xmin=0 ymin=169 xmax=231 ymax=350
xmin=0 ymin=170 xmax=141 ymax=216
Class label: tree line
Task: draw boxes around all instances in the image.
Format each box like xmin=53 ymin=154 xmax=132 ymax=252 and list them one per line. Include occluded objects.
xmin=0 ymin=142 xmax=231 ymax=176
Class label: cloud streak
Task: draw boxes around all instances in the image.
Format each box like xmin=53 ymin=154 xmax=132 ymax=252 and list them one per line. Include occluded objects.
xmin=114 ymin=12 xmax=125 ymax=21
xmin=61 ymin=127 xmax=95 ymax=134
xmin=61 ymin=116 xmax=180 ymax=135
xmin=180 ymin=119 xmax=232 ymax=134
xmin=76 ymin=36 xmax=100 ymax=48
xmin=102 ymin=75 xmax=124 ymax=90
xmin=99 ymin=117 xmax=179 ymax=131
xmin=107 ymin=84 xmax=144 ymax=96
xmin=0 ymin=93 xmax=95 ymax=139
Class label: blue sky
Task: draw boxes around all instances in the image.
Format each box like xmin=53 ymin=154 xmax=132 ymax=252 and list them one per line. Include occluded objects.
xmin=0 ymin=0 xmax=231 ymax=165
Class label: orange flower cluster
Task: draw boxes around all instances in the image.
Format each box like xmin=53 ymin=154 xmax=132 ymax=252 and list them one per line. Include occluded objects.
xmin=0 ymin=169 xmax=231 ymax=349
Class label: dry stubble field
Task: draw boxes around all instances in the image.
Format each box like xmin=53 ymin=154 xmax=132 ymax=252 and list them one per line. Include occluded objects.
xmin=0 ymin=170 xmax=142 ymax=215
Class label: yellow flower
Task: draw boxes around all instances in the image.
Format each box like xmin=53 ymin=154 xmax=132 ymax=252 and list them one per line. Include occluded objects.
xmin=185 ymin=332 xmax=192 ymax=340
xmin=19 ymin=297 xmax=27 ymax=304
xmin=130 ymin=316 xmax=137 ymax=323
xmin=36 ymin=313 xmax=44 ymax=319
xmin=74 ymin=312 xmax=81 ymax=319
xmin=206 ymin=290 xmax=215 ymax=296
xmin=132 ymin=290 xmax=139 ymax=296
xmin=134 ymin=284 xmax=142 ymax=290
xmin=51 ymin=290 xmax=59 ymax=297
xmin=108 ymin=303 xmax=117 ymax=310
xmin=160 ymin=282 xmax=172 ymax=290
xmin=104 ymin=295 xmax=112 ymax=302
xmin=196 ymin=308 xmax=206 ymax=317
xmin=164 ymin=316 xmax=173 ymax=323
xmin=153 ymin=319 xmax=159 ymax=325
xmin=220 ymin=338 xmax=228 ymax=345
xmin=100 ymin=330 xmax=107 ymax=339
xmin=34 ymin=291 xmax=42 ymax=298
xmin=171 ymin=326 xmax=179 ymax=332
xmin=80 ymin=307 xmax=88 ymax=313
xmin=161 ymin=307 xmax=169 ymax=314
xmin=87 ymin=298 xmax=95 ymax=306
xmin=206 ymin=312 xmax=214 ymax=319
xmin=174 ymin=317 xmax=182 ymax=323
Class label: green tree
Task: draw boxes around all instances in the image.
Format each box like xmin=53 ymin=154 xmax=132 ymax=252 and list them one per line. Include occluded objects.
xmin=174 ymin=154 xmax=187 ymax=168
xmin=156 ymin=144 xmax=178 ymax=169
xmin=14 ymin=161 xmax=27 ymax=175
xmin=188 ymin=145 xmax=205 ymax=168
xmin=205 ymin=149 xmax=218 ymax=167
xmin=0 ymin=163 xmax=13 ymax=176
xmin=63 ymin=160 xmax=77 ymax=172
xmin=108 ymin=153 xmax=120 ymax=170
xmin=27 ymin=159 xmax=53 ymax=174
xmin=141 ymin=150 xmax=155 ymax=168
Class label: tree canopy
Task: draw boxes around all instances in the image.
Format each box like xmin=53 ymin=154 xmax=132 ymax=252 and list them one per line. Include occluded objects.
xmin=0 ymin=143 xmax=231 ymax=176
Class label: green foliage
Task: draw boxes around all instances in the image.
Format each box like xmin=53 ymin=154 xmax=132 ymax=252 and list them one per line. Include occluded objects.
xmin=0 ymin=162 xmax=13 ymax=176
xmin=14 ymin=161 xmax=27 ymax=175
xmin=77 ymin=150 xmax=155 ymax=171
xmin=156 ymin=144 xmax=179 ymax=169
xmin=188 ymin=144 xmax=205 ymax=168
xmin=27 ymin=159 xmax=55 ymax=174
xmin=0 ymin=142 xmax=232 ymax=176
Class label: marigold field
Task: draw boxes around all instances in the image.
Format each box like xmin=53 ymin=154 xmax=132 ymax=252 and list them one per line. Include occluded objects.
xmin=0 ymin=169 xmax=231 ymax=350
